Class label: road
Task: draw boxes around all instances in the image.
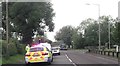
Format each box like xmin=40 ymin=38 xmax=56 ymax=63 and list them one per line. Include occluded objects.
xmin=2 ymin=50 xmax=119 ymax=66
xmin=66 ymin=50 xmax=119 ymax=66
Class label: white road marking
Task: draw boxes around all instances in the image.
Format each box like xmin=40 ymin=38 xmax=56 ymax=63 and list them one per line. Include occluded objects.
xmin=65 ymin=54 xmax=77 ymax=66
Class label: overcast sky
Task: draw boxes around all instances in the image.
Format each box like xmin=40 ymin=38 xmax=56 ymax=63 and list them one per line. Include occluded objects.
xmin=46 ymin=0 xmax=120 ymax=41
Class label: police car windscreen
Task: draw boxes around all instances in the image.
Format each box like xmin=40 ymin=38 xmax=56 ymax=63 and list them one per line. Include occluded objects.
xmin=30 ymin=47 xmax=44 ymax=52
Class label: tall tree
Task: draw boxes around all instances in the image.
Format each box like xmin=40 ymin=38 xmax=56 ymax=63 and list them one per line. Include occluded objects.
xmin=55 ymin=25 xmax=74 ymax=48
xmin=2 ymin=2 xmax=55 ymax=44
xmin=112 ymin=18 xmax=120 ymax=45
xmin=99 ymin=16 xmax=114 ymax=46
xmin=72 ymin=28 xmax=84 ymax=49
xmin=84 ymin=21 xmax=99 ymax=46
xmin=77 ymin=16 xmax=115 ymax=48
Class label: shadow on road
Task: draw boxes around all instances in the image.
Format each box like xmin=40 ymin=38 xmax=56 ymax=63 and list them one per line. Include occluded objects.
xmin=25 ymin=63 xmax=50 ymax=66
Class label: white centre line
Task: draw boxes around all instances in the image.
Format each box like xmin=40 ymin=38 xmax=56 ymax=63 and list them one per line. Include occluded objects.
xmin=65 ymin=54 xmax=77 ymax=66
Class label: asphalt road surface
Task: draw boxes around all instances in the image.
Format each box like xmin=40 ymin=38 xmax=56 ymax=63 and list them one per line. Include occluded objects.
xmin=2 ymin=50 xmax=119 ymax=66
xmin=66 ymin=50 xmax=119 ymax=66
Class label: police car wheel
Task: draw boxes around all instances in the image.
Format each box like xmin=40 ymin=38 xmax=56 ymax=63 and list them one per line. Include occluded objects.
xmin=58 ymin=53 xmax=60 ymax=55
xmin=47 ymin=62 xmax=51 ymax=65
xmin=25 ymin=62 xmax=31 ymax=66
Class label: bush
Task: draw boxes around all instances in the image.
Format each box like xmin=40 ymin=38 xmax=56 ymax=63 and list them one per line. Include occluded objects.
xmin=2 ymin=40 xmax=17 ymax=58
xmin=7 ymin=43 xmax=18 ymax=56
xmin=2 ymin=40 xmax=9 ymax=58
xmin=2 ymin=39 xmax=26 ymax=59
xmin=10 ymin=38 xmax=26 ymax=54
xmin=16 ymin=43 xmax=26 ymax=54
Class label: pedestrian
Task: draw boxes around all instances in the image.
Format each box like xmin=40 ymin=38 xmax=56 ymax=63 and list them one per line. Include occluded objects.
xmin=25 ymin=44 xmax=30 ymax=52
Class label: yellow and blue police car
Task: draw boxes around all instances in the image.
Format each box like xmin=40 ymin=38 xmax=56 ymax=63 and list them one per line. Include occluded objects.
xmin=25 ymin=45 xmax=53 ymax=64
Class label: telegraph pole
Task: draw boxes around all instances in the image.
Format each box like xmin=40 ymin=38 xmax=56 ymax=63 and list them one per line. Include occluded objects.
xmin=6 ymin=0 xmax=9 ymax=43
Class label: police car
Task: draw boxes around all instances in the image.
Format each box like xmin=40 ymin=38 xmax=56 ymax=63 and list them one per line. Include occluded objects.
xmin=25 ymin=44 xmax=53 ymax=64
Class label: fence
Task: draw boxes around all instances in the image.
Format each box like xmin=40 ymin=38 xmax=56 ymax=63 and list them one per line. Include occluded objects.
xmin=89 ymin=50 xmax=120 ymax=58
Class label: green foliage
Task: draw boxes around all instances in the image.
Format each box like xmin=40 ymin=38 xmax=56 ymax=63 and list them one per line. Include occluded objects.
xmin=2 ymin=40 xmax=17 ymax=58
xmin=2 ymin=54 xmax=24 ymax=64
xmin=99 ymin=16 xmax=111 ymax=45
xmin=84 ymin=21 xmax=98 ymax=46
xmin=16 ymin=44 xmax=26 ymax=54
xmin=2 ymin=2 xmax=16 ymax=40
xmin=55 ymin=16 xmax=119 ymax=49
xmin=118 ymin=22 xmax=120 ymax=44
xmin=9 ymin=39 xmax=26 ymax=54
xmin=55 ymin=26 xmax=74 ymax=47
xmin=2 ymin=2 xmax=55 ymax=44
xmin=112 ymin=18 xmax=120 ymax=45
xmin=72 ymin=29 xmax=84 ymax=49
xmin=2 ymin=39 xmax=26 ymax=59
xmin=82 ymin=16 xmax=117 ymax=47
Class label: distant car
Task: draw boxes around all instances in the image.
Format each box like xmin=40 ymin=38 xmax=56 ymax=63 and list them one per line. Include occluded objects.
xmin=60 ymin=44 xmax=68 ymax=50
xmin=60 ymin=47 xmax=68 ymax=50
xmin=25 ymin=46 xmax=53 ymax=64
xmin=52 ymin=47 xmax=60 ymax=55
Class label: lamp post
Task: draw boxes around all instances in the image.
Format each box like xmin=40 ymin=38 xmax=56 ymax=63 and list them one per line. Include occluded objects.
xmin=108 ymin=18 xmax=111 ymax=49
xmin=86 ymin=3 xmax=101 ymax=50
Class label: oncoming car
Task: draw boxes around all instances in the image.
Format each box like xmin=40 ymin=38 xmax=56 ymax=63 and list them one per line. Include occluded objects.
xmin=25 ymin=46 xmax=53 ymax=64
xmin=52 ymin=47 xmax=60 ymax=55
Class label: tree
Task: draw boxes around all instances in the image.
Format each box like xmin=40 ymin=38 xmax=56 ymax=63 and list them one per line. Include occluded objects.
xmin=84 ymin=21 xmax=99 ymax=46
xmin=2 ymin=2 xmax=55 ymax=44
xmin=112 ymin=18 xmax=120 ymax=45
xmin=77 ymin=18 xmax=98 ymax=47
xmin=72 ymin=28 xmax=84 ymax=49
xmin=77 ymin=16 xmax=115 ymax=48
xmin=2 ymin=2 xmax=15 ymax=40
xmin=55 ymin=25 xmax=74 ymax=48
xmin=55 ymin=16 xmax=118 ymax=49
xmin=78 ymin=18 xmax=95 ymax=33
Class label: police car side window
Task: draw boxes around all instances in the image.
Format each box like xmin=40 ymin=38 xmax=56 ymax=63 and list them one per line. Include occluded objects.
xmin=46 ymin=47 xmax=50 ymax=51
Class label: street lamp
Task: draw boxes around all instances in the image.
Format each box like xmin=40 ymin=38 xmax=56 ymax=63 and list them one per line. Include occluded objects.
xmin=108 ymin=18 xmax=111 ymax=49
xmin=86 ymin=3 xmax=101 ymax=50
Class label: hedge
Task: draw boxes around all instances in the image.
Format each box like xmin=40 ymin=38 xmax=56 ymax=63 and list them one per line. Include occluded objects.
xmin=1 ymin=39 xmax=26 ymax=59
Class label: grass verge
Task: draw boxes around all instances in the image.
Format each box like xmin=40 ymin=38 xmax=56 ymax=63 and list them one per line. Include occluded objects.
xmin=2 ymin=54 xmax=25 ymax=64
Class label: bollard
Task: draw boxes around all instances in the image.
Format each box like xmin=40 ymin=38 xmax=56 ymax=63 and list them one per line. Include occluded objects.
xmin=112 ymin=52 xmax=114 ymax=57
xmin=101 ymin=51 xmax=103 ymax=55
xmin=99 ymin=51 xmax=101 ymax=54
xmin=108 ymin=51 xmax=110 ymax=56
xmin=101 ymin=51 xmax=102 ymax=55
xmin=95 ymin=50 xmax=97 ymax=53
xmin=104 ymin=51 xmax=106 ymax=55
xmin=100 ymin=51 xmax=101 ymax=55
xmin=88 ymin=49 xmax=90 ymax=53
xmin=117 ymin=52 xmax=119 ymax=58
